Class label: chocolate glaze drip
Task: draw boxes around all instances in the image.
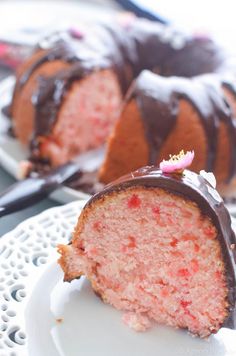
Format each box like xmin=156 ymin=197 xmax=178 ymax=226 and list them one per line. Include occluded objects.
xmin=9 ymin=38 xmax=79 ymax=118
xmin=16 ymin=26 xmax=127 ymax=91
xmin=32 ymin=25 xmax=129 ymax=94
xmin=31 ymin=59 xmax=109 ymax=145
xmin=89 ymin=166 xmax=236 ymax=330
xmin=9 ymin=19 xmax=225 ymax=159
xmin=18 ymin=42 xmax=78 ymax=89
xmin=132 ymin=70 xmax=236 ymax=181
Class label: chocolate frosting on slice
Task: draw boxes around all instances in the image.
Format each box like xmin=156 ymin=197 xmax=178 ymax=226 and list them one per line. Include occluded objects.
xmin=131 ymin=70 xmax=236 ymax=182
xmin=88 ymin=166 xmax=236 ymax=329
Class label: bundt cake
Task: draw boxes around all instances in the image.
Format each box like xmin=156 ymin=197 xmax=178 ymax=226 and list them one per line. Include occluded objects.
xmin=9 ymin=18 xmax=229 ymax=174
xmin=99 ymin=70 xmax=236 ymax=185
xmin=58 ymin=157 xmax=236 ymax=337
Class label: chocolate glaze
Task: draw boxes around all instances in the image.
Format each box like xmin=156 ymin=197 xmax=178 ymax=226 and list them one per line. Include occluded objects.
xmin=9 ymin=19 xmax=226 ymax=164
xmin=31 ymin=59 xmax=109 ymax=142
xmin=125 ymin=22 xmax=224 ymax=77
xmin=19 ymin=43 xmax=78 ymax=89
xmin=16 ymin=25 xmax=127 ymax=90
xmin=88 ymin=166 xmax=236 ymax=330
xmin=131 ymin=70 xmax=236 ymax=181
xmin=9 ymin=39 xmax=77 ymax=118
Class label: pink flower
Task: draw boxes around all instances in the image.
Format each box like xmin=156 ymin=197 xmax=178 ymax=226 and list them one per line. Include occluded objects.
xmin=160 ymin=150 xmax=195 ymax=174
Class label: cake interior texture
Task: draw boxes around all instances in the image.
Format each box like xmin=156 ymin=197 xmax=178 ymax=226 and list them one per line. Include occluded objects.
xmin=30 ymin=69 xmax=121 ymax=166
xmin=60 ymin=186 xmax=229 ymax=337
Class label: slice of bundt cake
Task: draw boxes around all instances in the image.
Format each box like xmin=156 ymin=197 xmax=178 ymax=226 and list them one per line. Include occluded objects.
xmin=58 ymin=153 xmax=236 ymax=337
xmin=99 ymin=70 xmax=236 ymax=185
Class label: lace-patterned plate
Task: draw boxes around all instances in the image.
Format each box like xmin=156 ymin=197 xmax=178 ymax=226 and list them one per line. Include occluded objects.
xmin=0 ymin=200 xmax=236 ymax=356
xmin=0 ymin=200 xmax=85 ymax=356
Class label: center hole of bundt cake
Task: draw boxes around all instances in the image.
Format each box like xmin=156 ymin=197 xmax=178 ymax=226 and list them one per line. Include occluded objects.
xmin=78 ymin=187 xmax=228 ymax=336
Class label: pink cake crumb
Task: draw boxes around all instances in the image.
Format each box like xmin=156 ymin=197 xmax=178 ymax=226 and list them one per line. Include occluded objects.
xmin=122 ymin=312 xmax=152 ymax=332
xmin=59 ymin=185 xmax=230 ymax=337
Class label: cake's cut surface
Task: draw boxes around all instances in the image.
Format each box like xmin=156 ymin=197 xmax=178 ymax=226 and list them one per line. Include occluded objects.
xmin=58 ymin=167 xmax=236 ymax=337
xmin=36 ymin=69 xmax=121 ymax=166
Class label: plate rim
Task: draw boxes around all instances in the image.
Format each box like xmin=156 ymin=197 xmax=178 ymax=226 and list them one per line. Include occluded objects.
xmin=0 ymin=199 xmax=87 ymax=355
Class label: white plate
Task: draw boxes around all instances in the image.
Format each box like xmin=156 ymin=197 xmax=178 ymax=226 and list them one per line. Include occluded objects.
xmin=0 ymin=77 xmax=91 ymax=204
xmin=0 ymin=200 xmax=236 ymax=356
